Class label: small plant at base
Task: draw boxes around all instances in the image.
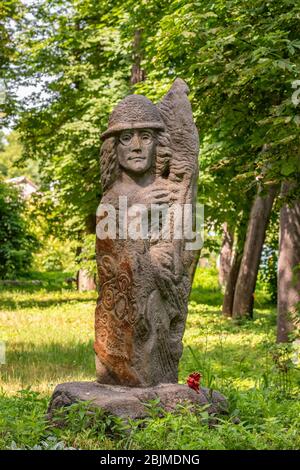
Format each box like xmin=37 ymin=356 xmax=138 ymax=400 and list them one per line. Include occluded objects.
xmin=269 ymin=343 xmax=297 ymax=397
xmin=9 ymin=436 xmax=76 ymax=450
xmin=142 ymin=398 xmax=164 ymax=419
xmin=51 ymin=401 xmax=128 ymax=439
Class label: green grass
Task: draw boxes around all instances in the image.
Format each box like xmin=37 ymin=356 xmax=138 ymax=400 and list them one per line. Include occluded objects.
xmin=0 ymin=268 xmax=299 ymax=450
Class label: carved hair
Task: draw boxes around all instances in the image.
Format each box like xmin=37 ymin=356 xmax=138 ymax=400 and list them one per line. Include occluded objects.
xmin=100 ymin=131 xmax=172 ymax=193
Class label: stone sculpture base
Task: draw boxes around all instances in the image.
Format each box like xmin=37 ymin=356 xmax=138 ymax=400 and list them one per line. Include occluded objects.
xmin=47 ymin=381 xmax=227 ymax=422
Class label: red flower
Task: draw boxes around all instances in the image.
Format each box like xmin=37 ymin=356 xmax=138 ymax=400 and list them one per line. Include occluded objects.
xmin=187 ymin=372 xmax=202 ymax=393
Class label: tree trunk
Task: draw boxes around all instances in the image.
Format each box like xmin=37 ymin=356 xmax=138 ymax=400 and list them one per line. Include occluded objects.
xmin=76 ymin=240 xmax=96 ymax=292
xmin=130 ymin=29 xmax=145 ymax=86
xmin=222 ymin=248 xmax=243 ymax=316
xmin=277 ymin=182 xmax=300 ymax=342
xmin=77 ymin=268 xmax=96 ymax=292
xmin=222 ymin=210 xmax=250 ymax=317
xmin=232 ymin=185 xmax=277 ymax=318
xmin=218 ymin=222 xmax=234 ymax=287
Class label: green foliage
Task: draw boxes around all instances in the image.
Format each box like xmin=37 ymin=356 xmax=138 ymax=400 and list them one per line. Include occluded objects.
xmin=0 ymin=0 xmax=23 ymax=123
xmin=0 ymin=131 xmax=39 ymax=181
xmin=0 ymin=390 xmax=49 ymax=449
xmin=0 ymin=1 xmax=22 ymax=68
xmin=135 ymin=0 xmax=300 ymax=238
xmin=9 ymin=436 xmax=76 ymax=450
xmin=11 ymin=0 xmax=300 ymax=257
xmin=120 ymin=394 xmax=300 ymax=450
xmin=76 ymin=233 xmax=96 ymax=277
xmin=52 ymin=401 xmax=128 ymax=440
xmin=32 ymin=236 xmax=77 ymax=273
xmin=11 ymin=270 xmax=75 ymax=290
xmin=258 ymin=213 xmax=279 ymax=302
xmin=15 ymin=0 xmax=133 ymax=235
xmin=258 ymin=247 xmax=278 ymax=303
xmin=1 ymin=0 xmax=300 ymax=447
xmin=0 ymin=180 xmax=38 ymax=278
xmin=1 ymin=388 xmax=299 ymax=450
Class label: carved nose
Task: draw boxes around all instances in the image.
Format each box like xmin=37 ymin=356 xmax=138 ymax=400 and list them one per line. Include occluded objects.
xmin=131 ymin=133 xmax=142 ymax=150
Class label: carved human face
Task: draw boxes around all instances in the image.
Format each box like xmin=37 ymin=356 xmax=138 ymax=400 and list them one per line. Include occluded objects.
xmin=116 ymin=129 xmax=156 ymax=175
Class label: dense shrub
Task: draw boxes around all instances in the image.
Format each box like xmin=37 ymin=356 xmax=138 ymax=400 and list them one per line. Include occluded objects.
xmin=0 ymin=180 xmax=37 ymax=278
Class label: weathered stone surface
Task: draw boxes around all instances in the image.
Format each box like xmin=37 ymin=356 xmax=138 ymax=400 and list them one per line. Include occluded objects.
xmin=47 ymin=79 xmax=227 ymax=423
xmin=48 ymin=381 xmax=227 ymax=420
xmin=95 ymin=78 xmax=200 ymax=387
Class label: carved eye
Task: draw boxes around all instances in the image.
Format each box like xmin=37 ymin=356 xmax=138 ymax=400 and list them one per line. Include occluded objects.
xmin=140 ymin=130 xmax=153 ymax=144
xmin=119 ymin=131 xmax=133 ymax=145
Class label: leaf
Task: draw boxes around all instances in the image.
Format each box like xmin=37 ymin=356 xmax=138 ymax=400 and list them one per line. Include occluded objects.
xmin=281 ymin=160 xmax=295 ymax=176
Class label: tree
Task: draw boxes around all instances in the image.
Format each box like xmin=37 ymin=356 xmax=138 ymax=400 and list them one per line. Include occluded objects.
xmin=13 ymin=0 xmax=176 ymax=238
xmin=15 ymin=0 xmax=132 ymax=237
xmin=232 ymin=184 xmax=277 ymax=318
xmin=222 ymin=210 xmax=249 ymax=316
xmin=10 ymin=0 xmax=134 ymax=287
xmin=277 ymin=182 xmax=300 ymax=342
xmin=13 ymin=0 xmax=178 ymax=285
xmin=218 ymin=222 xmax=234 ymax=287
xmin=132 ymin=0 xmax=300 ymax=323
xmin=258 ymin=211 xmax=279 ymax=303
xmin=0 ymin=0 xmax=22 ymax=123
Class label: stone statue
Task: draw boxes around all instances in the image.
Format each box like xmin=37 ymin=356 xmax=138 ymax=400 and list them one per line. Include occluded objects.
xmin=94 ymin=78 xmax=200 ymax=387
xmin=48 ymin=80 xmax=227 ymax=420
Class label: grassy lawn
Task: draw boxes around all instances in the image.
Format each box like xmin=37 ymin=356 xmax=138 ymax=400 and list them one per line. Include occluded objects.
xmin=0 ymin=268 xmax=299 ymax=450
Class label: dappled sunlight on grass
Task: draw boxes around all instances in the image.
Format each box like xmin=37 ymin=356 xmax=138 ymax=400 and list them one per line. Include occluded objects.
xmin=0 ymin=268 xmax=299 ymax=449
xmin=0 ymin=285 xmax=97 ymax=394
xmin=0 ymin=268 xmax=296 ymax=397
xmin=0 ymin=289 xmax=96 ymax=311
xmin=179 ymin=268 xmax=298 ymax=398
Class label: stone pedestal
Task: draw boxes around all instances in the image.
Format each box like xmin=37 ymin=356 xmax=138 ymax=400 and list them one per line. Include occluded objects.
xmin=48 ymin=381 xmax=227 ymax=421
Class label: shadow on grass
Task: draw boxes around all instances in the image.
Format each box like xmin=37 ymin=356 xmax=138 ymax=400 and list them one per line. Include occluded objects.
xmin=0 ymin=273 xmax=75 ymax=292
xmin=189 ymin=286 xmax=223 ymax=306
xmin=190 ymin=284 xmax=274 ymax=310
xmin=180 ymin=339 xmax=271 ymax=379
xmin=188 ymin=306 xmax=277 ymax=331
xmin=178 ymin=336 xmax=297 ymax=395
xmin=0 ymin=295 xmax=97 ymax=310
xmin=1 ymin=340 xmax=96 ymax=387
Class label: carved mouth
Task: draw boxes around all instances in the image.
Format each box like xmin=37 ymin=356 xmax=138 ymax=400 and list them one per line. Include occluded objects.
xmin=129 ymin=156 xmax=145 ymax=162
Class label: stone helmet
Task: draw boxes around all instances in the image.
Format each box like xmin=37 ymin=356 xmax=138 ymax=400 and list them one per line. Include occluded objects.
xmin=101 ymin=94 xmax=165 ymax=140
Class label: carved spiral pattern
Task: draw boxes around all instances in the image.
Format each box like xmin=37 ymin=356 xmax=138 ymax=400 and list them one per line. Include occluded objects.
xmin=97 ymin=254 xmax=137 ymax=329
xmin=102 ymin=284 xmax=115 ymax=310
xmin=117 ymin=273 xmax=130 ymax=293
xmin=99 ymin=255 xmax=117 ymax=280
